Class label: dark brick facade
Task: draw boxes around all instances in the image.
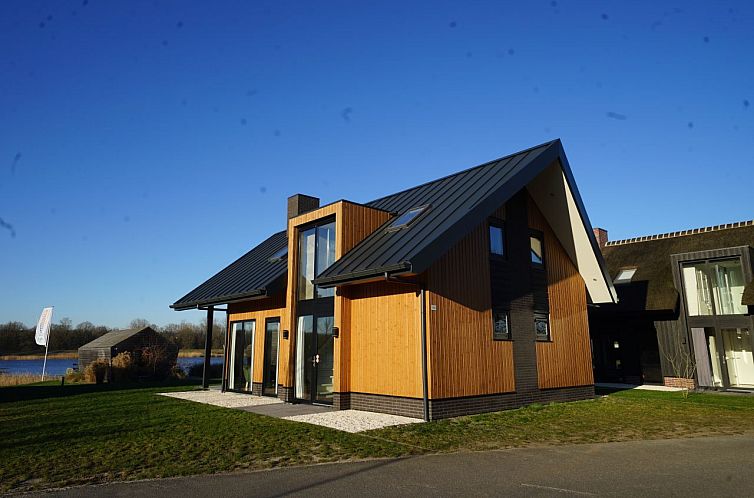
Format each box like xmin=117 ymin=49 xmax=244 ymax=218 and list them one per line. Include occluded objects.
xmin=277 ymin=385 xmax=294 ymax=402
xmin=331 ymin=386 xmax=594 ymax=420
xmin=251 ymin=382 xmax=263 ymax=396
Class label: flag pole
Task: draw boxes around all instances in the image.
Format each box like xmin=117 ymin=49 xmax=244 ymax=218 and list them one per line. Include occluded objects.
xmin=41 ymin=307 xmax=54 ymax=381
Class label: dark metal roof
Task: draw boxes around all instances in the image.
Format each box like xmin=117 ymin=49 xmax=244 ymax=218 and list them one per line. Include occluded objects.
xmin=170 ymin=230 xmax=288 ymax=310
xmin=315 ymin=140 xmax=562 ymax=285
xmin=172 ymin=139 xmax=616 ymax=309
xmin=78 ymin=327 xmax=151 ymax=349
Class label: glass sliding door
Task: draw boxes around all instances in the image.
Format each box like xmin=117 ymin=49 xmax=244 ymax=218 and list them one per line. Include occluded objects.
xmin=315 ymin=316 xmax=335 ymax=403
xmin=228 ymin=320 xmax=255 ymax=392
xmin=262 ymin=318 xmax=280 ymax=396
xmin=721 ymin=328 xmax=754 ymax=388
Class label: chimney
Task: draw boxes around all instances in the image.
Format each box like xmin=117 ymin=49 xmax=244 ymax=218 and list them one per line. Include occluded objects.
xmin=287 ymin=194 xmax=320 ymax=220
xmin=593 ymin=227 xmax=608 ymax=249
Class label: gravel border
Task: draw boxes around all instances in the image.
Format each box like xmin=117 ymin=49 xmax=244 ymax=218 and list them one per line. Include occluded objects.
xmin=158 ymin=390 xmax=282 ymax=408
xmin=282 ymin=409 xmax=422 ymax=433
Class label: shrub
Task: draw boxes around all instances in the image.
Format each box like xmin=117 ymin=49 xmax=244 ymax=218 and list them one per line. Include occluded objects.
xmin=138 ymin=343 xmax=178 ymax=380
xmin=65 ymin=369 xmax=86 ymax=384
xmin=111 ymin=352 xmax=137 ymax=382
xmin=187 ymin=362 xmax=223 ymax=379
xmin=84 ymin=358 xmax=110 ymax=384
xmin=170 ymin=364 xmax=187 ymax=380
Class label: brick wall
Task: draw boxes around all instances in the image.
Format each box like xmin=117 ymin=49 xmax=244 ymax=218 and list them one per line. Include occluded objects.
xmin=277 ymin=385 xmax=294 ymax=402
xmin=663 ymin=377 xmax=696 ymax=390
xmin=251 ymin=382 xmax=263 ymax=396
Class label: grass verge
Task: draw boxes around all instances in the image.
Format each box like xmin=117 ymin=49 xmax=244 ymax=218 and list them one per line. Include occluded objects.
xmin=1 ymin=385 xmax=752 ymax=493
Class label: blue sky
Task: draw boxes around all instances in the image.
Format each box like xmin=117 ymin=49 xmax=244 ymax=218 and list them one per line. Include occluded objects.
xmin=1 ymin=1 xmax=752 ymax=329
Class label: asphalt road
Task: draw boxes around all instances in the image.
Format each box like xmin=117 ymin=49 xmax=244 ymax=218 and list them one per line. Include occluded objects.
xmin=24 ymin=435 xmax=754 ymax=497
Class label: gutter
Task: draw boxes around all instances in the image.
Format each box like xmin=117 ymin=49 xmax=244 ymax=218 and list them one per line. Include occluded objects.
xmin=314 ymin=261 xmax=412 ymax=288
xmin=170 ymin=289 xmax=268 ymax=311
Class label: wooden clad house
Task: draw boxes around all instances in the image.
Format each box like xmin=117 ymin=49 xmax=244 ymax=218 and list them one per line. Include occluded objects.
xmin=589 ymin=222 xmax=754 ymax=391
xmin=171 ymin=140 xmax=617 ymax=420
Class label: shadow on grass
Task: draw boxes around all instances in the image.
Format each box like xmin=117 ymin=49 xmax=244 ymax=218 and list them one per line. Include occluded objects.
xmin=0 ymin=379 xmax=205 ymax=403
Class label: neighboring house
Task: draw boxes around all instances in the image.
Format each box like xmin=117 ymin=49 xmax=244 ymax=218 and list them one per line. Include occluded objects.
xmin=589 ymin=222 xmax=754 ymax=391
xmin=171 ymin=140 xmax=616 ymax=420
xmin=78 ymin=326 xmax=177 ymax=371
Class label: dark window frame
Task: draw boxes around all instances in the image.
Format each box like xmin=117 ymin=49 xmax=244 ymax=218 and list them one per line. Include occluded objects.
xmin=530 ymin=229 xmax=545 ymax=268
xmin=297 ymin=215 xmax=337 ymax=302
xmin=488 ymin=218 xmax=506 ymax=259
xmin=386 ymin=204 xmax=431 ymax=232
xmin=534 ymin=311 xmax=551 ymax=342
xmin=492 ymin=307 xmax=512 ymax=341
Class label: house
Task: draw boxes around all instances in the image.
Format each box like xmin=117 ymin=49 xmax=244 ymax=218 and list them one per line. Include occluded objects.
xmin=171 ymin=139 xmax=616 ymax=420
xmin=589 ymin=222 xmax=754 ymax=391
xmin=78 ymin=326 xmax=177 ymax=371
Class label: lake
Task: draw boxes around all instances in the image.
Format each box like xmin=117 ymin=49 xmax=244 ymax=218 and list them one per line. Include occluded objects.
xmin=0 ymin=357 xmax=224 ymax=377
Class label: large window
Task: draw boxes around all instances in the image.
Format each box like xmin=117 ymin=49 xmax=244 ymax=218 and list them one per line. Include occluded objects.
xmin=298 ymin=220 xmax=336 ymax=300
xmin=682 ymin=258 xmax=747 ymax=316
xmin=228 ymin=320 xmax=255 ymax=392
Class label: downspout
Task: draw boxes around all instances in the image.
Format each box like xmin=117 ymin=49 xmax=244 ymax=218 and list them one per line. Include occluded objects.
xmin=420 ymin=287 xmax=429 ymax=421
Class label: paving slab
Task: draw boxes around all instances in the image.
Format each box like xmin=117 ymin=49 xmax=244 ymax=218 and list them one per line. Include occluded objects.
xmin=239 ymin=403 xmax=333 ymax=418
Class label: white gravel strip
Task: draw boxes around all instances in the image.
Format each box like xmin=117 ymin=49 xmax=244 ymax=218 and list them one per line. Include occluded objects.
xmin=282 ymin=409 xmax=422 ymax=433
xmin=158 ymin=390 xmax=282 ymax=408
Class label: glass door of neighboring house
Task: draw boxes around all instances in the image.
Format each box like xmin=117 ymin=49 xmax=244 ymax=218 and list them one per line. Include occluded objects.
xmin=262 ymin=318 xmax=280 ymax=396
xmin=294 ymin=314 xmax=334 ymax=404
xmin=721 ymin=328 xmax=754 ymax=388
xmin=228 ymin=320 xmax=255 ymax=392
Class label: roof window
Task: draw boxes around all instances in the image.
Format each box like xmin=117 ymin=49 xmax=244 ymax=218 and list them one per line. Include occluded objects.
xmin=268 ymin=246 xmax=288 ymax=263
xmin=387 ymin=205 xmax=430 ymax=231
xmin=614 ymin=268 xmax=637 ymax=284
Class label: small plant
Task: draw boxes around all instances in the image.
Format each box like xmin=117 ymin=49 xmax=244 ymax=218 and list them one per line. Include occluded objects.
xmin=64 ymin=369 xmax=86 ymax=384
xmin=84 ymin=358 xmax=110 ymax=384
xmin=170 ymin=364 xmax=187 ymax=380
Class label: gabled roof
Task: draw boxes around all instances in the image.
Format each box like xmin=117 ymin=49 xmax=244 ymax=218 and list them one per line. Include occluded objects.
xmin=170 ymin=231 xmax=287 ymax=310
xmin=79 ymin=327 xmax=152 ymax=349
xmin=316 ymin=139 xmax=616 ymax=304
xmin=602 ymin=222 xmax=754 ymax=312
xmin=171 ymin=139 xmax=617 ymax=309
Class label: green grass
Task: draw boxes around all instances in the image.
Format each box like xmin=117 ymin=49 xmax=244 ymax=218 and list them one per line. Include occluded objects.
xmin=1 ymin=384 xmax=753 ymax=493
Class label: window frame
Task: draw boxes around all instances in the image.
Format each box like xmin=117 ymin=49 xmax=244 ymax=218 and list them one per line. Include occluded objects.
xmin=529 ymin=230 xmax=545 ymax=268
xmin=386 ymin=204 xmax=431 ymax=232
xmin=488 ymin=218 xmax=506 ymax=259
xmin=534 ymin=312 xmax=551 ymax=342
xmin=614 ymin=267 xmax=637 ymax=284
xmin=492 ymin=307 xmax=512 ymax=341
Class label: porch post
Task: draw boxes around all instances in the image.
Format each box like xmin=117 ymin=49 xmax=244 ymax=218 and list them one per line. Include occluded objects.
xmin=203 ymin=306 xmax=214 ymax=389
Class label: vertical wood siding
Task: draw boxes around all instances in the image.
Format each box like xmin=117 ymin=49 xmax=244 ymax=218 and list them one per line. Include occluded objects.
xmin=227 ymin=294 xmax=286 ymax=383
xmin=340 ymin=281 xmax=423 ymax=397
xmin=528 ymin=195 xmax=594 ymax=388
xmin=335 ymin=203 xmax=392 ymax=393
xmin=426 ymin=222 xmax=516 ymax=399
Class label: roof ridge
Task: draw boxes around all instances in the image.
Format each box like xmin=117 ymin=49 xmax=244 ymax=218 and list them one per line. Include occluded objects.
xmin=365 ymin=139 xmax=559 ymax=207
xmin=605 ymin=220 xmax=754 ymax=247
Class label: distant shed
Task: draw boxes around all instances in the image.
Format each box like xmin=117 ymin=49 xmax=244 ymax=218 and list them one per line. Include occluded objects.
xmin=77 ymin=326 xmax=177 ymax=371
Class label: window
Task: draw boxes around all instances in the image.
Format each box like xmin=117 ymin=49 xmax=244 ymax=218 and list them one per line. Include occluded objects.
xmin=387 ymin=205 xmax=429 ymax=230
xmin=614 ymin=268 xmax=636 ymax=284
xmin=268 ymin=246 xmax=288 ymax=263
xmin=682 ymin=258 xmax=747 ymax=316
xmin=492 ymin=308 xmax=510 ymax=340
xmin=530 ymin=233 xmax=544 ymax=266
xmin=489 ymin=223 xmax=505 ymax=257
xmin=298 ymin=220 xmax=336 ymax=301
xmin=534 ymin=312 xmax=550 ymax=341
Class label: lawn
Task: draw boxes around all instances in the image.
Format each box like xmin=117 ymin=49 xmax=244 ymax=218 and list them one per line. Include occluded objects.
xmin=1 ymin=384 xmax=753 ymax=493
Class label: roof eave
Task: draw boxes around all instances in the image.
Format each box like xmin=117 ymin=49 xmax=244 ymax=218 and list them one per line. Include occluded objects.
xmin=314 ymin=262 xmax=413 ymax=288
xmin=170 ymin=288 xmax=268 ymax=311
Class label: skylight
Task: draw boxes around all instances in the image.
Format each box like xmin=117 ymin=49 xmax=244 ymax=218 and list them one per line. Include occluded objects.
xmin=387 ymin=205 xmax=430 ymax=231
xmin=614 ymin=268 xmax=637 ymax=284
xmin=268 ymin=246 xmax=288 ymax=263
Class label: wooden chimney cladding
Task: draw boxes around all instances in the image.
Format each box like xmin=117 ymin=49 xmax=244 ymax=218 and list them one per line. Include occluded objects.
xmin=426 ymin=222 xmax=516 ymax=399
xmin=527 ymin=195 xmax=594 ymax=389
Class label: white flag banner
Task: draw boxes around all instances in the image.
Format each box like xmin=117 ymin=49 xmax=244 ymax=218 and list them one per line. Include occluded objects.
xmin=35 ymin=307 xmax=54 ymax=347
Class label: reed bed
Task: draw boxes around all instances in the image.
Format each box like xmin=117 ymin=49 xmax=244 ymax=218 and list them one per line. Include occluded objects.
xmin=0 ymin=372 xmax=46 ymax=387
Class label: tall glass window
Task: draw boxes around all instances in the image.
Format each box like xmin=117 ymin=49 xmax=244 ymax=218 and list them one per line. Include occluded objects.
xmin=682 ymin=258 xmax=747 ymax=316
xmin=298 ymin=220 xmax=336 ymax=300
xmin=489 ymin=224 xmax=505 ymax=257
xmin=229 ymin=320 xmax=255 ymax=392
